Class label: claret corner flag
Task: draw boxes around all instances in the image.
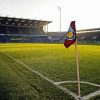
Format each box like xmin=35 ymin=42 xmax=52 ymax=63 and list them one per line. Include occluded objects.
xmin=64 ymin=21 xmax=76 ymax=48
xmin=64 ymin=21 xmax=81 ymax=98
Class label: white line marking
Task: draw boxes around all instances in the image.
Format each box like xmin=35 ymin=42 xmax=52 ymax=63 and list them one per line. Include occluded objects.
xmin=81 ymin=89 xmax=100 ymax=100
xmin=54 ymin=81 xmax=77 ymax=85
xmin=0 ymin=51 xmax=79 ymax=100
xmin=54 ymin=81 xmax=100 ymax=87
xmin=54 ymin=81 xmax=100 ymax=100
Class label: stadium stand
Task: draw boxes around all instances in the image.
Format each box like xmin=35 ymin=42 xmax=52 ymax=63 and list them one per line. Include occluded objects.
xmin=0 ymin=16 xmax=51 ymax=42
xmin=0 ymin=16 xmax=100 ymax=43
xmin=77 ymin=29 xmax=100 ymax=43
xmin=47 ymin=28 xmax=100 ymax=43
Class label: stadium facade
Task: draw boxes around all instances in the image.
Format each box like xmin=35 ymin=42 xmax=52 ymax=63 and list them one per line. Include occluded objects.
xmin=48 ymin=28 xmax=100 ymax=43
xmin=0 ymin=16 xmax=51 ymax=42
xmin=0 ymin=16 xmax=100 ymax=43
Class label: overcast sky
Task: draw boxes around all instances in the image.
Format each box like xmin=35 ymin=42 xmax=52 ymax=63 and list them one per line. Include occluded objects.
xmin=0 ymin=0 xmax=100 ymax=31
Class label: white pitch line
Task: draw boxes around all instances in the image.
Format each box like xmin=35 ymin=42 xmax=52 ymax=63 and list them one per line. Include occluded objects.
xmin=0 ymin=51 xmax=79 ymax=100
xmin=81 ymin=89 xmax=100 ymax=100
xmin=54 ymin=81 xmax=100 ymax=87
xmin=80 ymin=81 xmax=100 ymax=87
xmin=54 ymin=81 xmax=100 ymax=100
xmin=54 ymin=81 xmax=78 ymax=85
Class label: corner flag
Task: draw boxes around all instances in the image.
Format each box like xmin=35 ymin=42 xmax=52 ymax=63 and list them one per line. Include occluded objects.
xmin=64 ymin=21 xmax=81 ymax=99
xmin=64 ymin=21 xmax=76 ymax=48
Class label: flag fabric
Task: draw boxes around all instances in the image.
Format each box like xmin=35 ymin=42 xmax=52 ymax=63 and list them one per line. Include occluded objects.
xmin=64 ymin=21 xmax=76 ymax=48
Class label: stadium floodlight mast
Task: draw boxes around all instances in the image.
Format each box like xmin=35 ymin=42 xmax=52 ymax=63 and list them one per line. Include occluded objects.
xmin=57 ymin=6 xmax=62 ymax=32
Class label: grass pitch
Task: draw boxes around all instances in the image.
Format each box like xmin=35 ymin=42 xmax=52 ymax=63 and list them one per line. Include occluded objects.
xmin=0 ymin=43 xmax=100 ymax=100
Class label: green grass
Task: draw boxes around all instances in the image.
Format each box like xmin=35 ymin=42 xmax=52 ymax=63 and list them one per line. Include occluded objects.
xmin=89 ymin=95 xmax=100 ymax=100
xmin=0 ymin=43 xmax=100 ymax=100
xmin=62 ymin=83 xmax=99 ymax=96
xmin=0 ymin=50 xmax=74 ymax=100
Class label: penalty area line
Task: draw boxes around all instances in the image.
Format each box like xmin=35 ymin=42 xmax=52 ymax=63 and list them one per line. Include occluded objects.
xmin=0 ymin=51 xmax=79 ymax=100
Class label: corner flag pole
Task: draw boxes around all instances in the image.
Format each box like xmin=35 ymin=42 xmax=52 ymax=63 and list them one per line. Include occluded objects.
xmin=64 ymin=21 xmax=81 ymax=99
xmin=75 ymin=39 xmax=81 ymax=99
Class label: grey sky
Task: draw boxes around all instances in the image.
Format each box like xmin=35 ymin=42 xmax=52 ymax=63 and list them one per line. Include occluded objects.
xmin=0 ymin=0 xmax=100 ymax=31
xmin=0 ymin=0 xmax=58 ymax=18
